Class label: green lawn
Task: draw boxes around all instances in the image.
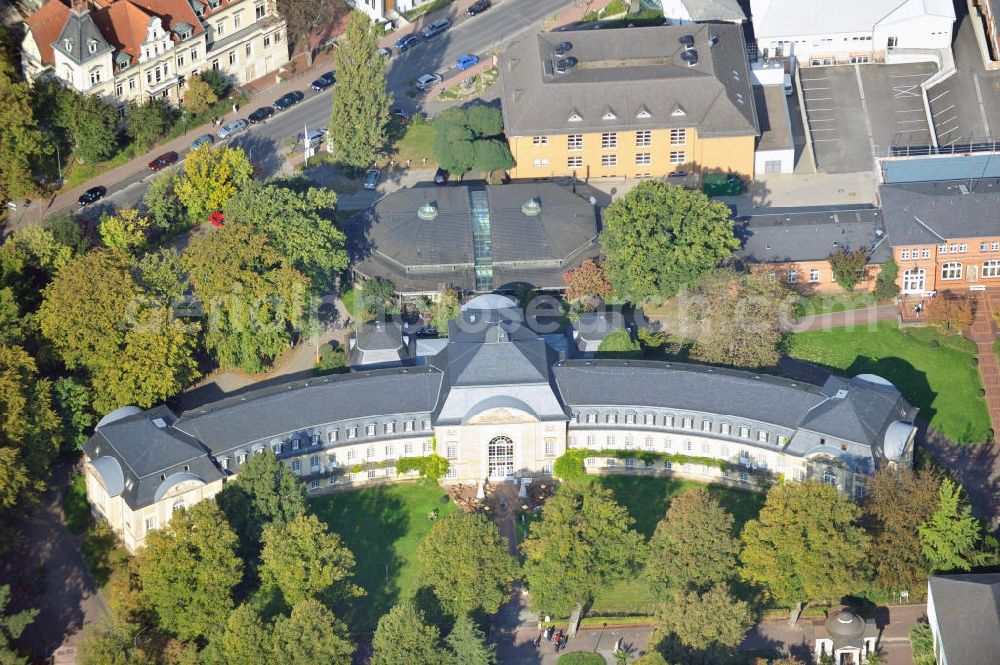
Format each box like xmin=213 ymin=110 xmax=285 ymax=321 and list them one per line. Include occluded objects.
xmin=580 ymin=476 xmax=764 ymax=617
xmin=786 ymin=321 xmax=990 ymax=443
xmin=387 ymin=118 xmax=437 ymax=167
xmin=793 ymin=292 xmax=881 ymax=318
xmin=312 ymin=480 xmax=456 ymax=632
xmin=62 ymin=474 xmax=91 ymax=536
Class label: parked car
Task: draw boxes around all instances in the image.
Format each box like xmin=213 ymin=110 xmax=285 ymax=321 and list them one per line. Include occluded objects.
xmin=456 ymin=54 xmax=480 ymax=71
xmin=300 ymin=127 xmax=328 ymax=149
xmin=468 ymin=0 xmax=491 ymax=15
xmin=147 ymin=151 xmax=178 ymax=171
xmin=247 ymin=106 xmax=274 ymax=124
xmin=274 ymin=90 xmax=304 ymax=111
xmin=416 ymin=73 xmax=443 ymax=91
xmin=415 ymin=326 xmax=439 ymax=337
xmin=391 ymin=108 xmax=411 ymax=123
xmin=434 ymin=167 xmax=449 ymax=185
xmin=217 ymin=119 xmax=248 ymax=139
xmin=667 ymin=170 xmax=687 ymax=179
xmin=421 ymin=19 xmax=450 ymax=39
xmin=395 ymin=34 xmax=420 ymax=51
xmin=363 ymin=169 xmax=380 ymax=190
xmin=380 ymin=47 xmax=393 ymax=58
xmin=311 ymin=71 xmax=335 ymax=91
xmin=554 ymin=56 xmax=578 ymax=75
xmin=78 ymin=186 xmax=107 ymax=206
xmin=554 ymin=41 xmax=573 ymax=56
xmin=191 ymin=133 xmax=214 ymax=150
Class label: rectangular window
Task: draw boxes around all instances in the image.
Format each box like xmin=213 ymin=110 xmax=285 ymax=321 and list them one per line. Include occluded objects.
xmin=129 ymin=77 xmax=137 ymax=90
xmin=702 ymin=441 xmax=711 ymax=454
xmin=212 ymin=58 xmax=220 ymax=70
xmin=237 ymin=452 xmax=247 ymax=465
xmin=586 ymin=434 xmax=596 ymax=447
xmin=607 ymin=413 xmax=618 ymax=424
xmin=532 ymin=158 xmax=549 ymax=167
xmin=245 ymin=42 xmax=252 ymax=57
xmin=685 ymin=441 xmax=693 ymax=452
xmin=115 ymin=82 xmax=123 ymax=96
xmin=189 ymin=46 xmax=198 ymax=62
xmin=669 ymin=151 xmax=685 ymax=164
xmin=625 ymin=457 xmax=635 ymax=467
xmin=635 ymin=153 xmax=651 ymax=165
xmin=310 ymin=478 xmax=320 ymax=490
xmin=993 ymin=242 xmax=1000 ymax=251
xmin=644 ymin=413 xmax=655 ymax=425
xmin=384 ymin=422 xmax=395 ymax=435
xmin=328 ymin=430 xmax=338 ymax=443
xmin=255 ymin=2 xmax=266 ymax=19
xmin=145 ymin=516 xmax=157 ymax=532
xmin=941 ymin=262 xmax=962 ymax=280
xmin=366 ymin=424 xmax=376 ymax=436
xmin=739 ymin=426 xmax=750 ymax=438
xmin=264 ymin=35 xmax=271 ymax=48
xmin=290 ymin=438 xmax=300 ymax=451
xmin=855 ymin=483 xmax=865 ymax=500
xmin=901 ymin=250 xmax=911 ymax=260
xmin=644 ymin=436 xmax=654 ymax=450
xmin=787 ymin=270 xmax=797 ymax=283
xmin=625 ymin=413 xmax=636 ymax=424
xmin=959 ymin=243 xmax=968 ymax=252
xmin=366 ymin=446 xmax=375 ymax=459
xmin=446 ymin=466 xmax=459 ymax=479
xmin=422 ymin=419 xmax=432 ymax=430
xmin=347 ymin=427 xmax=357 ymax=439
xmin=368 ymin=469 xmax=377 ymax=479
xmin=347 ymin=449 xmax=356 ymax=460
xmin=291 ymin=460 xmax=301 ymax=474
xmin=701 ymin=419 xmax=711 ymax=432
xmin=758 ymin=431 xmax=769 ymax=443
xmin=921 ymin=249 xmax=930 ymax=259
xmin=809 ymin=268 xmax=820 ymax=283
xmin=739 ymin=470 xmax=748 ymax=483
xmin=670 ymin=128 xmax=686 ymax=145
xmin=601 ymin=155 xmax=617 ymax=167
xmin=665 ymin=415 xmax=675 ymax=427
xmin=404 ymin=420 xmax=415 ymax=432
xmin=404 ymin=442 xmax=413 ymax=455
xmin=665 ymin=439 xmax=673 ymax=451
xmin=981 ymin=243 xmax=989 ymax=252
xmin=721 ymin=423 xmax=732 ymax=435
xmin=681 ymin=417 xmax=694 ymax=429
xmin=567 ymin=156 xmax=583 ymax=168
xmin=606 ymin=458 xmax=617 ymax=467
xmin=446 ymin=445 xmax=457 ymax=460
xmin=310 ymin=455 xmax=320 ymax=471
xmin=567 ymin=134 xmax=583 ymax=151
xmin=233 ymin=11 xmax=243 ymax=29
xmin=532 ymin=136 xmax=548 ymax=145
xmin=423 ymin=441 xmax=433 ymax=454
xmin=310 ymin=433 xmax=319 ymax=447
xmin=229 ymin=50 xmax=237 ymax=66
xmin=216 ymin=21 xmax=226 ymax=37
xmin=545 ymin=439 xmax=555 ymax=456
xmin=938 ymin=243 xmax=948 ymax=253
xmin=624 ymin=436 xmax=634 ymax=449
xmin=385 ymin=444 xmax=396 ymax=458
xmin=635 ymin=130 xmax=652 ymax=147
xmin=778 ymin=435 xmax=788 ymax=446
xmin=601 ymin=132 xmax=617 ymax=149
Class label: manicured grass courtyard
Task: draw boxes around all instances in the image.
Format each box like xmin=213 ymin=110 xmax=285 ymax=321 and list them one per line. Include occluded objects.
xmin=786 ymin=321 xmax=991 ymax=443
xmin=312 ymin=480 xmax=456 ymax=632
xmin=581 ymin=475 xmax=764 ymax=617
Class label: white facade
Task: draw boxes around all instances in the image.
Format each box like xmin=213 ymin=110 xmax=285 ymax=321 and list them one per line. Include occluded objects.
xmin=751 ymin=0 xmax=956 ymax=64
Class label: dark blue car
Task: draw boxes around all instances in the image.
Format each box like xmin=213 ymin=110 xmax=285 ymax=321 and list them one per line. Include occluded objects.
xmin=395 ymin=34 xmax=419 ymax=51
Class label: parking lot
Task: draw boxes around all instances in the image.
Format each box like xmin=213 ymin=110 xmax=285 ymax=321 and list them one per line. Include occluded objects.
xmin=800 ymin=63 xmax=935 ymax=173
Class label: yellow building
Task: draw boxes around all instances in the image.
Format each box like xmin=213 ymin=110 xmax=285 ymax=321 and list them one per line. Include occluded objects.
xmin=499 ymin=24 xmax=759 ymax=181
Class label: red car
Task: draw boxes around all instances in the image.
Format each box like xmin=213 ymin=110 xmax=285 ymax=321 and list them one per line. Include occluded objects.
xmin=148 ymin=151 xmax=178 ymax=171
xmin=209 ymin=211 xmax=225 ymax=227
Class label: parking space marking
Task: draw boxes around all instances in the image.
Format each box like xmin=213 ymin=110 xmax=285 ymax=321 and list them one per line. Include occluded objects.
xmin=973 ymin=72 xmax=991 ymax=137
xmin=807 ymin=107 xmax=835 ymax=111
xmin=929 ymin=89 xmax=951 ymax=103
xmin=939 ymin=115 xmax=959 ymax=127
xmin=809 ymin=118 xmax=835 ymax=122
xmin=813 ymin=138 xmax=840 ymax=142
xmin=897 ymin=119 xmax=927 ymax=124
xmin=853 ymin=64 xmax=878 ymax=161
xmin=800 ymin=77 xmax=829 ymax=82
xmin=890 ymin=73 xmax=931 ymax=78
xmin=893 ymin=85 xmax=920 ymax=98
xmin=933 ymin=104 xmax=955 ymax=117
xmin=803 ymin=86 xmax=830 ymax=90
xmin=811 ymin=128 xmax=837 ymax=132
xmin=939 ymin=125 xmax=959 ymax=136
xmin=896 ymin=108 xmax=924 ymax=113
xmin=806 ymin=97 xmax=833 ymax=101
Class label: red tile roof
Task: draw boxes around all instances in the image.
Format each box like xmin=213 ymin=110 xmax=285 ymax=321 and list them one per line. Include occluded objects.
xmin=24 ymin=0 xmax=70 ymax=67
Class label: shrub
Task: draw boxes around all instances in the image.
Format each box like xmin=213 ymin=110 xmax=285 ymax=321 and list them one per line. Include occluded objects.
xmin=553 ymin=449 xmax=588 ymax=480
xmin=558 ymin=653 xmax=606 ymax=665
xmin=199 ymin=68 xmax=232 ymax=97
xmin=396 ymin=455 xmax=449 ymax=481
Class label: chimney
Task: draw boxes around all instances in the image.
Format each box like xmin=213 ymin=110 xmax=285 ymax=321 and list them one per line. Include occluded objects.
xmin=417 ymin=201 xmax=438 ymax=220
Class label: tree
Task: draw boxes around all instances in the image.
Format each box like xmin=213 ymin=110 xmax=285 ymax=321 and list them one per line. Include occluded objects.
xmin=432 ymin=105 xmax=511 ymax=175
xmin=645 ymin=486 xmax=740 ymax=595
xmin=0 ymin=289 xmax=27 ymax=348
xmin=199 ymin=68 xmax=231 ymax=98
xmin=652 ymin=582 xmax=753 ymax=651
xmin=918 ymin=477 xmax=983 ymax=573
xmin=564 ymin=259 xmax=612 ymax=302
xmin=0 ymin=65 xmax=48 ymax=200
xmin=99 ymin=208 xmax=152 ymax=253
xmin=52 ymin=377 xmax=94 ymax=451
xmin=261 ymin=513 xmax=363 ymax=609
xmin=596 ymin=329 xmax=642 ymax=359
xmin=182 ymin=74 xmax=218 ymax=115
xmin=472 ymin=139 xmax=514 ymax=173
xmin=276 ymin=0 xmax=345 ymax=46
xmin=861 ymin=468 xmax=941 ymax=593
xmin=873 ymin=260 xmax=899 ymax=300
xmin=56 ymin=90 xmax=119 ymax=164
xmin=0 ymin=585 xmax=36 ymax=664
xmin=600 ymin=181 xmax=739 ymax=302
xmin=417 ymin=512 xmax=518 ymax=615
xmin=0 ymin=346 xmax=60 ymax=517
xmin=522 ymin=479 xmax=645 ymax=618
xmin=925 ymin=292 xmax=974 ymax=334
xmin=182 ymin=224 xmax=308 ymax=373
xmin=463 ymin=104 xmax=504 ymax=138
xmin=329 ymin=11 xmax=390 ymax=170
xmin=43 ymin=212 xmax=88 ymax=256
xmin=370 ymin=601 xmax=445 ymax=665
xmin=271 ymin=599 xmax=354 ymax=665
xmin=136 ymin=248 xmax=187 ymax=302
xmin=39 ymin=250 xmax=199 ymax=411
xmin=445 ymin=614 xmax=496 ymax=665
xmin=174 ymin=144 xmax=253 ymax=219
xmin=134 ymin=501 xmax=242 ymax=641
xmin=143 ymin=172 xmax=186 ymax=233
xmin=222 ymin=604 xmax=271 ymax=665
xmin=216 ymin=450 xmax=307 ymax=561
xmin=0 ymin=226 xmax=74 ymax=308
xmin=79 ymin=616 xmax=149 ymax=665
xmin=828 ymin=248 xmax=870 ymax=292
xmin=224 ymin=181 xmax=347 ymax=288
xmin=125 ymin=99 xmax=172 ymax=148
xmin=433 ymin=122 xmax=476 ymax=175
xmin=635 ymin=654 xmax=673 ymax=665
xmin=689 ymin=269 xmax=794 ymax=368
xmin=359 ymin=277 xmax=397 ymax=318
xmin=428 ymin=288 xmax=461 ymax=334
xmin=739 ymin=482 xmax=869 ymax=611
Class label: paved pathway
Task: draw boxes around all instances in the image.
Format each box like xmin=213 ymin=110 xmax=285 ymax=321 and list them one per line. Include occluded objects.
xmin=788 ymin=303 xmax=898 ymax=333
xmin=967 ymin=291 xmax=1000 ymax=436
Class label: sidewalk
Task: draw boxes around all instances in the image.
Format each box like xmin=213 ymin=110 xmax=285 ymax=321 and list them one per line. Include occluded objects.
xmin=967 ymin=291 xmax=1000 ymax=436
xmin=378 ymin=0 xmax=488 ymax=48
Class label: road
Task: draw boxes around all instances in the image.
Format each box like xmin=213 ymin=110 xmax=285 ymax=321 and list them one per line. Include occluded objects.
xmin=38 ymin=0 xmax=572 ymax=224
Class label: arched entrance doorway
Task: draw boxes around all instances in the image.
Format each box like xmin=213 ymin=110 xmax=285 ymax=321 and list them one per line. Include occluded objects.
xmin=488 ymin=435 xmax=514 ymax=478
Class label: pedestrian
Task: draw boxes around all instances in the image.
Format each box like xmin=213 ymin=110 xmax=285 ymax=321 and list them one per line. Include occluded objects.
xmin=554 ymin=632 xmax=561 ymax=651
xmin=534 ymin=632 xmax=542 ymax=647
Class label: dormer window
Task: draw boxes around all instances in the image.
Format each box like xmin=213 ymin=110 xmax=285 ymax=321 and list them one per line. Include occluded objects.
xmin=568 ymin=110 xmax=582 ymax=122
xmin=602 ymin=108 xmax=617 ymax=121
xmin=636 ymin=107 xmax=652 ymax=119
xmin=209 ymin=0 xmax=221 ymax=8
xmin=63 ymin=38 xmax=74 ymax=53
xmin=88 ymin=39 xmax=98 ymax=54
xmin=671 ymin=105 xmax=686 ymax=117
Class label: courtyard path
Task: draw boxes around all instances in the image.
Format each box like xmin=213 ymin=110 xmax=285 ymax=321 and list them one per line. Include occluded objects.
xmin=966 ymin=292 xmax=1000 ymax=436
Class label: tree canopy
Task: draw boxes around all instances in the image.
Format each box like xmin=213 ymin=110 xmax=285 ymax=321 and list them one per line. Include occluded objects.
xmin=828 ymin=248 xmax=871 ymax=293
xmin=271 ymin=599 xmax=355 ymax=665
xmin=134 ymin=501 xmax=243 ymax=642
xmin=564 ymin=259 xmax=612 ymax=302
xmin=99 ymin=208 xmax=152 ymax=253
xmin=0 ymin=64 xmax=48 ymax=200
xmin=445 ymin=614 xmax=496 ymax=665
xmin=918 ymin=478 xmax=983 ymax=573
xmin=174 ymin=144 xmax=253 ymax=219
xmin=182 ymin=74 xmax=218 ymax=115
xmin=522 ymin=479 xmax=645 ymax=617
xmin=433 ymin=105 xmax=512 ymax=175
xmin=417 ymin=511 xmax=519 ymax=615
xmin=600 ymin=181 xmax=739 ymax=303
xmin=370 ymin=601 xmax=446 ymax=665
xmin=0 ymin=585 xmax=36 ymax=664
xmin=182 ymin=224 xmax=308 ymax=373
xmin=224 ymin=180 xmax=347 ymax=288
xmin=645 ymin=486 xmax=740 ymax=595
xmin=652 ymin=582 xmax=753 ymax=653
xmin=55 ymin=89 xmax=119 ymax=165
xmin=740 ymin=482 xmax=869 ymax=607
xmin=329 ymin=11 xmax=390 ymax=170
xmin=125 ymin=99 xmax=172 ymax=148
xmin=261 ymin=513 xmax=363 ymax=609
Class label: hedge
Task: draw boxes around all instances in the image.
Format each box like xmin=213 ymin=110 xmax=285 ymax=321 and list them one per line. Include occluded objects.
xmin=396 ymin=454 xmax=449 ymax=481
xmin=553 ymin=447 xmax=731 ymax=480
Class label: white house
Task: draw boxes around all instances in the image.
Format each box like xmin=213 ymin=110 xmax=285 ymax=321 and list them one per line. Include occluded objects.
xmin=661 ymin=0 xmax=745 ymax=24
xmin=927 ymin=574 xmax=1000 ymax=665
xmin=751 ymin=0 xmax=956 ymax=65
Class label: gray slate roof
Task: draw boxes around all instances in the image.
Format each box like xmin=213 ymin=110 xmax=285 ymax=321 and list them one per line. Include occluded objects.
xmin=498 ymin=24 xmax=758 ymax=138
xmin=347 ymin=321 xmax=411 ymax=368
xmin=735 ymin=206 xmax=891 ymax=263
xmin=53 ymin=5 xmax=113 ymax=65
xmin=441 ymin=307 xmax=553 ymax=387
xmin=800 ymin=375 xmax=914 ymax=448
xmin=928 ymin=573 xmax=1000 ymax=665
xmin=174 ymin=368 xmax=444 ymax=453
xmin=880 ymin=180 xmax=1000 ymax=246
xmin=675 ymin=0 xmax=746 ymax=21
xmin=346 ymin=182 xmax=601 ymax=293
